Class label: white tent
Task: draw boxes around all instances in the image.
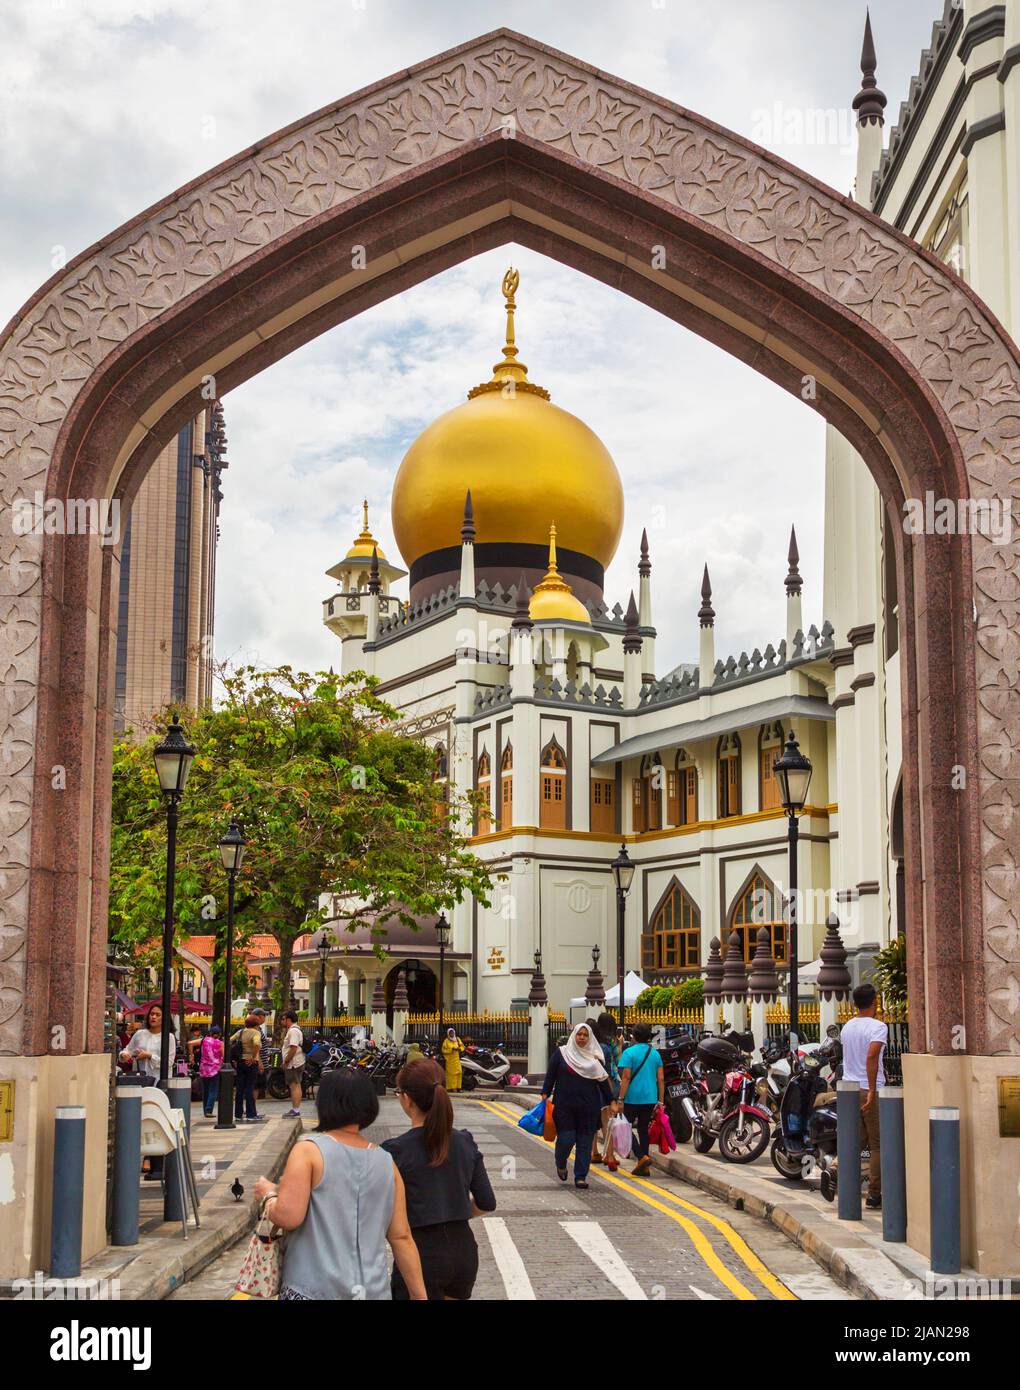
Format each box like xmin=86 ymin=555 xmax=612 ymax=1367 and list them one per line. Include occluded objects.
xmin=569 ymin=971 xmax=649 ymax=1009
xmin=797 ymin=959 xmax=821 ymax=986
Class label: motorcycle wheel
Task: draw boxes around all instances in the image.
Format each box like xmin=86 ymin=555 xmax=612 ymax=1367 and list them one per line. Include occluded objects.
xmin=718 ymin=1112 xmax=770 ymax=1164
xmin=692 ymin=1127 xmax=715 ymax=1154
xmin=266 ymin=1070 xmax=289 ymax=1101
xmin=667 ymin=1100 xmax=693 ymax=1145
xmin=819 ymin=1167 xmax=836 ymax=1202
xmin=460 ymin=1072 xmax=477 ymax=1091
xmin=770 ymin=1137 xmax=805 ymax=1180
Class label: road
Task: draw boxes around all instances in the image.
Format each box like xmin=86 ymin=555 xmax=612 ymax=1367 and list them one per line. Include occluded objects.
xmin=169 ymin=1094 xmax=853 ymax=1301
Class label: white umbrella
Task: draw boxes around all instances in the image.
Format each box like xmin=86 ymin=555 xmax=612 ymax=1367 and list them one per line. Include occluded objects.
xmin=570 ymin=971 xmax=649 ymax=1008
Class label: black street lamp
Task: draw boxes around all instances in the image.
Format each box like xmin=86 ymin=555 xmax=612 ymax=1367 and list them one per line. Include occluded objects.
xmin=215 ymin=818 xmax=246 ymax=1130
xmin=774 ymin=729 xmax=813 ymax=1055
xmin=152 ymin=714 xmax=195 ymax=1086
xmin=316 ymin=931 xmax=331 ymax=1036
xmin=435 ymin=912 xmax=451 ymax=1035
xmin=610 ymin=844 xmax=635 ymax=1029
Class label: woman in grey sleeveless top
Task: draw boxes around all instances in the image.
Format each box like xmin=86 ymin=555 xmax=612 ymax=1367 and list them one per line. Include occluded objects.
xmin=255 ymin=1071 xmax=425 ymax=1300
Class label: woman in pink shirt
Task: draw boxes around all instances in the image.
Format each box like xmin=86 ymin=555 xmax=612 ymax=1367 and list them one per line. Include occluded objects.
xmin=199 ymin=1026 xmax=224 ymax=1117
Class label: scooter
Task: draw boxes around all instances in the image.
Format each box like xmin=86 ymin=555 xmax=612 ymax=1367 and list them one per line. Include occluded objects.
xmin=768 ymin=1028 xmax=842 ymax=1189
xmin=459 ymin=1041 xmax=511 ymax=1089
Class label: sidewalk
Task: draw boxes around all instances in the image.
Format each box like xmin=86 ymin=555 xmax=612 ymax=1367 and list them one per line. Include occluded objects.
xmin=69 ymin=1100 xmax=303 ymax=1301
xmin=501 ymin=1091 xmax=1001 ymax=1300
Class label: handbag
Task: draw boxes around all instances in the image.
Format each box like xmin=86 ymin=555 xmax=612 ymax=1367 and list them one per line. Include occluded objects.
xmin=235 ymin=1197 xmax=284 ymax=1299
xmin=542 ymin=1099 xmax=557 ymax=1143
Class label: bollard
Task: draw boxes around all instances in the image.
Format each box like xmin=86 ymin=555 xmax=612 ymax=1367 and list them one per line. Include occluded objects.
xmin=112 ymin=1086 xmax=142 ymax=1246
xmin=836 ymin=1081 xmax=861 ymax=1221
xmin=215 ymin=1061 xmax=236 ymax=1130
xmin=929 ymin=1106 xmax=961 ymax=1275
xmin=164 ymin=1077 xmax=192 ymax=1225
xmin=879 ymin=1087 xmax=907 ymax=1243
xmin=50 ymin=1105 xmax=86 ymax=1278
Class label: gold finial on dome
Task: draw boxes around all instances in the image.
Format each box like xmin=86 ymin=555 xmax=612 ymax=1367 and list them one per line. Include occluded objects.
xmin=529 ymin=524 xmax=592 ymax=625
xmin=468 ymin=267 xmax=551 ymax=401
xmin=345 ymin=498 xmax=386 ymax=560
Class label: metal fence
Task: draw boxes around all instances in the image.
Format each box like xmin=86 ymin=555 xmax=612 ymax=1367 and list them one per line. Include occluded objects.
xmin=406 ymin=1012 xmax=530 ymax=1055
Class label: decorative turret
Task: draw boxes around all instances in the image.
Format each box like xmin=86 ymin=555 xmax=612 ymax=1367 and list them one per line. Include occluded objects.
xmin=698 ymin=564 xmax=715 ymax=684
xmin=367 ymin=546 xmax=381 ymax=596
xmin=623 ymin=590 xmax=642 ymax=708
xmin=703 ymin=936 xmax=725 ymax=1005
xmin=638 ymin=527 xmax=655 ymax=678
xmin=817 ymin=914 xmax=852 ymax=1000
xmin=584 ymin=944 xmax=606 ymax=1006
xmin=785 ymin=524 xmax=803 ymax=648
xmin=748 ymin=925 xmax=781 ymax=1000
xmin=528 ymin=949 xmax=549 ymax=1007
xmin=720 ymin=928 xmax=748 ymax=1000
xmin=392 ymin=969 xmax=410 ymax=1013
xmin=510 ymin=572 xmax=535 ymax=699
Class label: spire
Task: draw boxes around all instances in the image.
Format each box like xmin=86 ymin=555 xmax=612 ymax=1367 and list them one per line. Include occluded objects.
xmin=703 ymin=936 xmax=725 ymax=1004
xmin=720 ymin=928 xmax=748 ymax=1000
xmin=638 ymin=527 xmax=651 ymax=578
xmin=698 ymin=564 xmax=715 ymax=628
xmin=468 ymin=267 xmax=550 ymax=401
xmin=461 ymin=489 xmax=475 ymax=544
xmin=853 ymin=9 xmax=886 ymax=126
xmin=785 ymin=524 xmax=802 ymax=596
xmin=345 ymin=497 xmax=385 ymax=560
xmin=512 ymin=572 xmax=533 ymax=631
xmin=528 ymin=524 xmax=591 ymax=625
xmin=748 ymin=924 xmax=781 ymax=1000
xmin=623 ymin=590 xmax=642 ymax=654
xmin=817 ymin=914 xmax=853 ymax=1000
xmin=368 ymin=545 xmax=381 ymax=595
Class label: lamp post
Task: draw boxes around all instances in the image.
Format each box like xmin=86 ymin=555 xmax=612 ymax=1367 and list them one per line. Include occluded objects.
xmin=316 ymin=931 xmax=330 ymax=1036
xmin=215 ymin=819 xmax=246 ymax=1129
xmin=610 ymin=844 xmax=635 ymax=1029
xmin=435 ymin=912 xmax=451 ymax=1035
xmin=152 ymin=714 xmax=195 ymax=1086
xmin=774 ymin=729 xmax=813 ymax=1055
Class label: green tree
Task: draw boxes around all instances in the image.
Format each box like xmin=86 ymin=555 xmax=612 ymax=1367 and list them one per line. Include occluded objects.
xmin=110 ymin=665 xmax=494 ymax=1032
xmin=676 ymin=976 xmax=704 ymax=1009
xmin=872 ymin=934 xmax=907 ymax=1008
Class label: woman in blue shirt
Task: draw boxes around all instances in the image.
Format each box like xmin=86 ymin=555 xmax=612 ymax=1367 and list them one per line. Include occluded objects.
xmin=614 ymin=1023 xmax=664 ymax=1177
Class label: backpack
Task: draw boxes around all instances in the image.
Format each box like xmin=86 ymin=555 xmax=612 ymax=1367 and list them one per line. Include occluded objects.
xmin=229 ymin=1031 xmax=245 ymax=1066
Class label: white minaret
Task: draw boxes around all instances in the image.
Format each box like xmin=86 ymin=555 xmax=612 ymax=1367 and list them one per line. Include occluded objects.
xmin=785 ymin=524 xmax=803 ymax=649
xmin=697 ymin=564 xmax=715 ymax=686
xmin=510 ymin=575 xmax=534 ymax=699
xmin=458 ymin=489 xmax=476 ymax=602
xmin=852 ymin=8 xmax=886 ymax=206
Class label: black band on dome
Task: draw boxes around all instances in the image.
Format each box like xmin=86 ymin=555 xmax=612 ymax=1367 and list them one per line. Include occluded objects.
xmin=410 ymin=542 xmax=605 ymax=591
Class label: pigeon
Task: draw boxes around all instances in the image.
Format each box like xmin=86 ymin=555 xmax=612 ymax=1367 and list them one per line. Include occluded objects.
xmin=230 ymin=1178 xmax=244 ymax=1202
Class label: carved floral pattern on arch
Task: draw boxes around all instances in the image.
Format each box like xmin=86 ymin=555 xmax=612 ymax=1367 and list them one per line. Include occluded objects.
xmin=0 ymin=32 xmax=1019 ymax=1050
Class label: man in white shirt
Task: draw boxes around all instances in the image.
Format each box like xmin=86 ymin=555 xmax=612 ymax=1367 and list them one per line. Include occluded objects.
xmin=839 ymin=982 xmax=888 ymax=1209
xmin=281 ymin=1010 xmax=306 ymax=1118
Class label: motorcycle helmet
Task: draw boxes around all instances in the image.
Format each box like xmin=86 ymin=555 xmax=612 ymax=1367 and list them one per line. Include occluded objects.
xmin=696 ymin=1035 xmax=742 ymax=1069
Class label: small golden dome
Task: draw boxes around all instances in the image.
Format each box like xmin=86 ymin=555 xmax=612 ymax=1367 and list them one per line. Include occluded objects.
xmin=391 ymin=269 xmax=623 ymax=571
xmin=529 ymin=526 xmax=591 ymax=625
xmin=346 ymin=500 xmax=387 ymax=560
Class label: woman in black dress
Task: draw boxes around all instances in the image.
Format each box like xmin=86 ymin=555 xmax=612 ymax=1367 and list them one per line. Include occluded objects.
xmin=382 ymin=1058 xmax=497 ymax=1300
xmin=541 ymin=1022 xmax=613 ymax=1189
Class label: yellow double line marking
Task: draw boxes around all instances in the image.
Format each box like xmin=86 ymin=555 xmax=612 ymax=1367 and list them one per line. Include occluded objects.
xmin=475 ymin=1097 xmax=794 ymax=1302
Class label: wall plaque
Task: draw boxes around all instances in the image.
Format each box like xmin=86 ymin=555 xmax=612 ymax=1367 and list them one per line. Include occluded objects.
xmin=0 ymin=1081 xmax=14 ymax=1142
xmin=997 ymin=1077 xmax=1020 ymax=1137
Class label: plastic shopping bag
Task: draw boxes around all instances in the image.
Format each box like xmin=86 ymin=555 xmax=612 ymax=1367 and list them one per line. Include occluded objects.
xmin=610 ymin=1114 xmax=632 ymax=1159
xmin=542 ymin=1100 xmax=557 ymax=1142
xmin=648 ymin=1112 xmax=663 ymax=1147
xmin=518 ymin=1098 xmax=546 ymax=1136
xmin=659 ymin=1108 xmax=677 ymax=1152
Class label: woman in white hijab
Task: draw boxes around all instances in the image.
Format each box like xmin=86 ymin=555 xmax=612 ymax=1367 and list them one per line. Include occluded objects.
xmin=540 ymin=1023 xmax=613 ymax=1189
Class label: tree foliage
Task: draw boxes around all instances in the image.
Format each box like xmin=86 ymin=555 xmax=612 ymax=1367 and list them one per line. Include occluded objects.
xmin=110 ymin=666 xmax=494 ymax=1013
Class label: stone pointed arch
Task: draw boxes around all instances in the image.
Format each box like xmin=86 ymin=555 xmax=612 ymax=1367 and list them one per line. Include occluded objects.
xmin=0 ymin=27 xmax=1018 ymax=1077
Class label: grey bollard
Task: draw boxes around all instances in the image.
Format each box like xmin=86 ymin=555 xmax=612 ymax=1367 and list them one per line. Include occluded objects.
xmin=879 ymin=1087 xmax=907 ymax=1243
xmin=929 ymin=1106 xmax=961 ymax=1275
xmin=112 ymin=1086 xmax=142 ymax=1246
xmin=50 ymin=1105 xmax=86 ymax=1278
xmin=836 ymin=1081 xmax=862 ymax=1221
xmin=164 ymin=1077 xmax=192 ymax=1225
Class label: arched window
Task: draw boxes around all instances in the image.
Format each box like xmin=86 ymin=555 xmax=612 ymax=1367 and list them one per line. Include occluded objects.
xmin=667 ymin=748 xmax=698 ymax=826
xmin=758 ymin=721 xmax=784 ymax=812
xmin=641 ymin=879 xmax=701 ymax=976
xmin=717 ymin=732 xmax=742 ymax=818
xmin=728 ymin=865 xmax=787 ymax=963
xmin=476 ymin=749 xmax=492 ymax=836
xmin=539 ymin=736 xmax=567 ymax=830
xmin=499 ymin=742 xmax=513 ymax=829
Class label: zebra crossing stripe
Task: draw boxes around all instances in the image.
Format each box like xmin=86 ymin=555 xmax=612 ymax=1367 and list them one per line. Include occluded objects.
xmin=560 ymin=1221 xmax=649 ymax=1300
xmin=481 ymin=1216 xmax=537 ymax=1300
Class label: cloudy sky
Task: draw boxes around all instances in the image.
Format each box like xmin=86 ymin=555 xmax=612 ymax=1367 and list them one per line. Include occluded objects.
xmin=2 ymin=0 xmax=942 ymax=674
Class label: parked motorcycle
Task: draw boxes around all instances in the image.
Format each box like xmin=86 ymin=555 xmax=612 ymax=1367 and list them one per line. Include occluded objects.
xmin=459 ymin=1041 xmax=511 ymax=1089
xmin=769 ymin=1027 xmax=842 ymax=1189
xmin=659 ymin=1031 xmax=698 ymax=1144
xmin=265 ymin=1034 xmax=353 ymax=1100
xmin=685 ymin=1031 xmax=772 ymax=1163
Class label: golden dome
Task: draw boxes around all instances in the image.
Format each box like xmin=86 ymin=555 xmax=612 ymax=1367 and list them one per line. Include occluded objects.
xmin=529 ymin=526 xmax=591 ymax=625
xmin=390 ymin=268 xmax=624 ymax=570
xmin=345 ymin=500 xmax=387 ymax=560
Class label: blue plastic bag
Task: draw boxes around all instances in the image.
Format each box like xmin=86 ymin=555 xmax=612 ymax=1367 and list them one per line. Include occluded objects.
xmin=517 ymin=1098 xmax=546 ymax=1135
